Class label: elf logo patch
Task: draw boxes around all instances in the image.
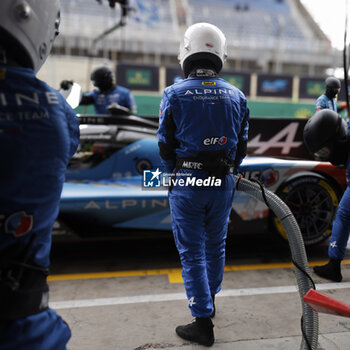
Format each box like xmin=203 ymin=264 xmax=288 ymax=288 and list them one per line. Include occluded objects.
xmin=203 ymin=136 xmax=228 ymax=146
xmin=4 ymin=211 xmax=33 ymax=237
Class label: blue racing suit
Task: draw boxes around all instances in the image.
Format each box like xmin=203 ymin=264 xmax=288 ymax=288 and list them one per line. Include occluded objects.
xmin=81 ymin=85 xmax=137 ymax=114
xmin=0 ymin=65 xmax=80 ymax=349
xmin=157 ymin=68 xmax=249 ymax=318
xmin=315 ymin=94 xmax=337 ymax=112
xmin=328 ymin=127 xmax=350 ymax=260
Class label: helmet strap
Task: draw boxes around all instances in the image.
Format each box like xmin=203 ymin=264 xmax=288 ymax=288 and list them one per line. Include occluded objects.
xmin=0 ymin=30 xmax=32 ymax=69
xmin=184 ymin=57 xmax=218 ymax=78
xmin=188 ymin=68 xmax=217 ymax=78
xmin=0 ymin=44 xmax=22 ymax=67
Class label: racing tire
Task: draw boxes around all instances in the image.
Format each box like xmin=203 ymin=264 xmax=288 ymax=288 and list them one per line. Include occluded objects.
xmin=272 ymin=175 xmax=341 ymax=246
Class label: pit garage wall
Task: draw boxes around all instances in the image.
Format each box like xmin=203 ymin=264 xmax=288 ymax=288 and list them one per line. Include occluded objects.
xmin=75 ymin=96 xmax=317 ymax=119
xmin=38 ymin=55 xmax=347 ymax=119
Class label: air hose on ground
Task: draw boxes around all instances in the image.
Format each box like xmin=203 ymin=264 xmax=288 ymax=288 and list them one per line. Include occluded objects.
xmin=235 ymin=175 xmax=318 ymax=350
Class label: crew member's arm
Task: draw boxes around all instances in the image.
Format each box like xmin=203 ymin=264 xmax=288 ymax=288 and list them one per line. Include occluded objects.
xmin=60 ymin=80 xmax=91 ymax=107
xmin=126 ymin=91 xmax=137 ymax=114
xmin=157 ymin=92 xmax=178 ymax=173
xmin=63 ymin=102 xmax=80 ymax=159
xmin=80 ymin=93 xmax=95 ymax=106
xmin=315 ymin=96 xmax=326 ymax=112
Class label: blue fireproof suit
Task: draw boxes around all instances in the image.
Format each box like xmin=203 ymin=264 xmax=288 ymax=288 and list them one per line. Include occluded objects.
xmin=157 ymin=70 xmax=249 ymax=317
xmin=0 ymin=65 xmax=80 ymax=349
xmin=82 ymin=85 xmax=137 ymax=114
xmin=328 ymin=128 xmax=350 ymax=260
xmin=315 ymin=94 xmax=337 ymax=112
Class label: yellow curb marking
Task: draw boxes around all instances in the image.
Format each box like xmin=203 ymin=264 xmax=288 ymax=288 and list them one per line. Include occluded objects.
xmin=48 ymin=259 xmax=350 ymax=284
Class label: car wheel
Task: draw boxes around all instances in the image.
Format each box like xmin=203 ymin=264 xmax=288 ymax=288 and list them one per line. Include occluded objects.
xmin=272 ymin=175 xmax=341 ymax=246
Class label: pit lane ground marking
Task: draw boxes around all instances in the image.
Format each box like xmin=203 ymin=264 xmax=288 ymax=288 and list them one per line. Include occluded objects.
xmin=50 ymin=281 xmax=350 ymax=310
xmin=48 ymin=259 xmax=350 ymax=284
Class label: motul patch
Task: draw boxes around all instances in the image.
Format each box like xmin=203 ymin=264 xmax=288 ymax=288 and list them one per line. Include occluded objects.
xmin=4 ymin=211 xmax=33 ymax=237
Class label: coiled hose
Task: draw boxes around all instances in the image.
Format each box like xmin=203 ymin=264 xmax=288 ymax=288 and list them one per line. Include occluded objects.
xmin=235 ymin=175 xmax=318 ymax=350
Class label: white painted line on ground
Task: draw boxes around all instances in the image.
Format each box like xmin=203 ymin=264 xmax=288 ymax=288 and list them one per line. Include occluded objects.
xmin=50 ymin=282 xmax=350 ymax=310
xmin=51 ymin=292 xmax=186 ymax=309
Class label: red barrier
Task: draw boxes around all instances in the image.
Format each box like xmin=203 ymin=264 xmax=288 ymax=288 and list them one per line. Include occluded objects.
xmin=304 ymin=289 xmax=350 ymax=318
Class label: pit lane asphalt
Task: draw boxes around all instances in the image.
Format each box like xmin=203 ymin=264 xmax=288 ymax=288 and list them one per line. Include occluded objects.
xmin=49 ymin=232 xmax=350 ymax=349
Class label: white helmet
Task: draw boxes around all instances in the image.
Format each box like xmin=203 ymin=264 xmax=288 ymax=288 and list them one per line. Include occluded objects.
xmin=178 ymin=22 xmax=227 ymax=77
xmin=0 ymin=0 xmax=60 ymax=73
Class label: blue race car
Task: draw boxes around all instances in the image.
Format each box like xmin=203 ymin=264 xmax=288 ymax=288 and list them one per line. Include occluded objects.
xmin=58 ymin=112 xmax=346 ymax=246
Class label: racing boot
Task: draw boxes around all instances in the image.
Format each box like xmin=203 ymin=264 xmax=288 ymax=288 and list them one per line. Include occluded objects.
xmin=175 ymin=317 xmax=214 ymax=347
xmin=210 ymin=295 xmax=216 ymax=318
xmin=313 ymin=259 xmax=342 ymax=282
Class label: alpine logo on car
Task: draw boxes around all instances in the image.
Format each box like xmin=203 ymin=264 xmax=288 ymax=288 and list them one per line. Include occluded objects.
xmin=248 ymin=122 xmax=302 ymax=155
xmin=203 ymin=136 xmax=227 ymax=146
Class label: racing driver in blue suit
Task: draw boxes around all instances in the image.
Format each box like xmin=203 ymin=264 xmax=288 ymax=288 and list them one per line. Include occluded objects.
xmin=157 ymin=23 xmax=249 ymax=346
xmin=0 ymin=1 xmax=79 ymax=349
xmin=304 ymin=109 xmax=350 ymax=283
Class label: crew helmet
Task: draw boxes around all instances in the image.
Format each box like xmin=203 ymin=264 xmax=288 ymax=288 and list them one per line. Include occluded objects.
xmin=178 ymin=23 xmax=227 ymax=77
xmin=325 ymin=77 xmax=341 ymax=89
xmin=325 ymin=77 xmax=341 ymax=99
xmin=0 ymin=0 xmax=60 ymax=73
xmin=303 ymin=109 xmax=349 ymax=166
xmin=90 ymin=66 xmax=115 ymax=92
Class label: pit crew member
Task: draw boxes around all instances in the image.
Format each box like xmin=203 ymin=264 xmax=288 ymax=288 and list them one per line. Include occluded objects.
xmin=61 ymin=66 xmax=137 ymax=114
xmin=304 ymin=109 xmax=350 ymax=282
xmin=315 ymin=77 xmax=347 ymax=117
xmin=0 ymin=1 xmax=79 ymax=349
xmin=157 ymin=23 xmax=249 ymax=346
